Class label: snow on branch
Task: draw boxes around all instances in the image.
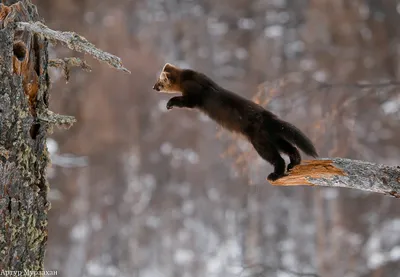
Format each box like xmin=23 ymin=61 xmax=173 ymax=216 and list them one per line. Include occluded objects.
xmin=270 ymin=158 xmax=400 ymax=198
xmin=16 ymin=21 xmax=131 ymax=74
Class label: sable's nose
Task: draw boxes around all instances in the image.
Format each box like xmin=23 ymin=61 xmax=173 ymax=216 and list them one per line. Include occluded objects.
xmin=153 ymin=84 xmax=160 ymax=91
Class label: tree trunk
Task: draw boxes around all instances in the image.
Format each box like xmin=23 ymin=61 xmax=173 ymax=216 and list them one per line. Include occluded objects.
xmin=0 ymin=0 xmax=50 ymax=270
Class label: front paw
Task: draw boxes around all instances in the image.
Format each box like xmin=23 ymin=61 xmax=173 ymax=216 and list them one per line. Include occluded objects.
xmin=166 ymin=99 xmax=175 ymax=110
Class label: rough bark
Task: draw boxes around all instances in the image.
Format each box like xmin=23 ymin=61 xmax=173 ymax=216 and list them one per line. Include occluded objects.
xmin=270 ymin=158 xmax=400 ymax=198
xmin=0 ymin=0 xmax=129 ymax=270
xmin=0 ymin=0 xmax=51 ymax=271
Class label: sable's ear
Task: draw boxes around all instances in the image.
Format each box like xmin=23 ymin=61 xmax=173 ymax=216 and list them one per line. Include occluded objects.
xmin=162 ymin=63 xmax=178 ymax=72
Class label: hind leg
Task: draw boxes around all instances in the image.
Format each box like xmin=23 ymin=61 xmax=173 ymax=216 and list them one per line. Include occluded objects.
xmin=251 ymin=138 xmax=286 ymax=181
xmin=276 ymin=138 xmax=301 ymax=171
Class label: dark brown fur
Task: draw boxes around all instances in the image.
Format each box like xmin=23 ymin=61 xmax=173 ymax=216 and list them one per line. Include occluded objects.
xmin=153 ymin=63 xmax=318 ymax=181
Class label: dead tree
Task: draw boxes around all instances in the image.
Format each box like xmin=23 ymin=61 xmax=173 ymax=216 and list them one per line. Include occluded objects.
xmin=0 ymin=0 xmax=128 ymax=270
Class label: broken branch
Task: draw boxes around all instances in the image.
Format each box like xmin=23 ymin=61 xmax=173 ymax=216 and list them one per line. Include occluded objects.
xmin=270 ymin=158 xmax=400 ymax=198
xmin=16 ymin=21 xmax=131 ymax=73
xmin=37 ymin=110 xmax=76 ymax=129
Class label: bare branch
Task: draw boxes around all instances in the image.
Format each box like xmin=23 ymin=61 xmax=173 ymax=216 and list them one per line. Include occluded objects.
xmin=49 ymin=57 xmax=92 ymax=82
xmin=270 ymin=158 xmax=400 ymax=198
xmin=37 ymin=110 xmax=76 ymax=129
xmin=16 ymin=21 xmax=131 ymax=73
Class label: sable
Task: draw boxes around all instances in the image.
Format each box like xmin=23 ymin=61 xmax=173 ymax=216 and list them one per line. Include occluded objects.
xmin=153 ymin=63 xmax=318 ymax=180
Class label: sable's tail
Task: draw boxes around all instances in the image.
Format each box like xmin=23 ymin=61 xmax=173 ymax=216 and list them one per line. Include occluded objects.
xmin=274 ymin=119 xmax=318 ymax=157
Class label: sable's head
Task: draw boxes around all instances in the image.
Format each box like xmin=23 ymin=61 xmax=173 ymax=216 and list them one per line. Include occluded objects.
xmin=152 ymin=63 xmax=182 ymax=93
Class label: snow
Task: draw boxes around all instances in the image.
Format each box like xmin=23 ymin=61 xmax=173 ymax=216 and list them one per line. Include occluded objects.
xmin=174 ymin=249 xmax=195 ymax=265
xmin=207 ymin=188 xmax=220 ymax=201
xmin=198 ymin=113 xmax=211 ymax=122
xmin=207 ymin=258 xmax=222 ymax=273
xmin=300 ymin=59 xmax=316 ymax=71
xmin=145 ymin=216 xmax=161 ymax=228
xmin=214 ymin=50 xmax=232 ymax=65
xmin=271 ymin=0 xmax=287 ymax=8
xmin=323 ymin=188 xmax=339 ymax=200
xmin=365 ymin=219 xmax=400 ymax=269
xmin=264 ymin=223 xmax=277 ymax=236
xmin=140 ymin=268 xmax=164 ymax=277
xmin=172 ymin=148 xmax=184 ymax=160
xmin=91 ymin=214 xmax=103 ymax=231
xmin=276 ymin=271 xmax=293 ymax=277
xmin=158 ymin=99 xmax=169 ymax=111
xmin=264 ymin=25 xmax=284 ymax=38
xmin=182 ymin=200 xmax=195 ymax=215
xmin=312 ymin=70 xmax=328 ymax=82
xmin=381 ymin=99 xmax=400 ymax=114
xmin=285 ymin=41 xmax=305 ymax=56
xmin=160 ymin=142 xmax=173 ymax=155
xmin=390 ymin=246 xmax=400 ymax=260
xmin=70 ymin=221 xmax=89 ymax=241
xmin=185 ymin=149 xmax=199 ymax=164
xmin=47 ymin=138 xmax=59 ymax=155
xmin=234 ymin=48 xmax=248 ymax=60
xmin=238 ymin=18 xmax=255 ymax=30
xmin=207 ymin=18 xmax=228 ymax=36
xmin=191 ymin=5 xmax=204 ymax=16
xmin=266 ymin=11 xmax=290 ymax=24
xmin=177 ymin=229 xmax=190 ymax=242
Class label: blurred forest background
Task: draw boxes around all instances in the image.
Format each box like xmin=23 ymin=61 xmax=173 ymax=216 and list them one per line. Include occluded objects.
xmin=33 ymin=0 xmax=400 ymax=276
